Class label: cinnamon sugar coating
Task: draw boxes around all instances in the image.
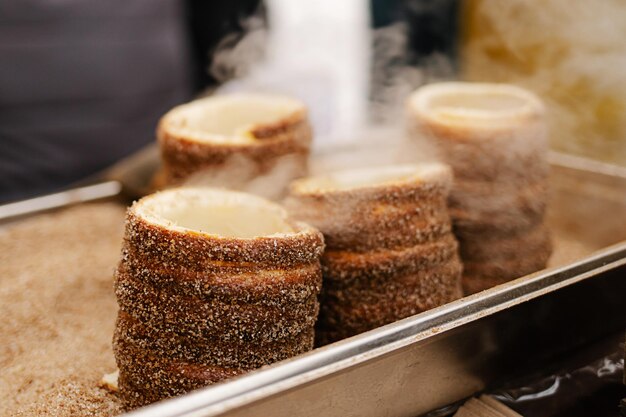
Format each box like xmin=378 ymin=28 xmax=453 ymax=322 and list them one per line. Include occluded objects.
xmin=457 ymin=223 xmax=551 ymax=261
xmin=115 ymin=270 xmax=319 ymax=341
xmin=285 ymin=172 xmax=451 ymax=246
xmin=449 ymin=179 xmax=548 ymax=234
xmin=115 ymin=312 xmax=314 ymax=368
xmin=322 ymin=234 xmax=459 ymax=282
xmin=159 ymin=121 xmax=311 ymax=182
xmin=156 ymin=96 xmax=312 ymax=194
xmin=318 ymin=260 xmax=463 ymax=344
xmin=113 ymin=189 xmax=324 ymax=408
xmin=118 ymin=256 xmax=322 ymax=303
xmin=124 ymin=210 xmax=323 ymax=268
xmin=287 ymin=165 xmax=463 ymax=344
xmin=408 ymin=83 xmax=552 ymax=294
xmin=114 ymin=337 xmax=245 ymax=410
xmin=461 ymin=236 xmax=552 ymax=294
xmin=408 ymin=119 xmax=549 ymax=183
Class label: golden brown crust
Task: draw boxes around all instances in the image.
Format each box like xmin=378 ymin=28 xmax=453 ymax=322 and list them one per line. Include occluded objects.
xmin=408 ymin=83 xmax=552 ymax=294
xmin=124 ymin=210 xmax=324 ymax=269
xmin=115 ymin=271 xmax=320 ymax=341
xmin=247 ymin=106 xmax=309 ymax=139
xmin=457 ymin=223 xmax=551 ymax=262
xmin=451 ymin=178 xmax=548 ymax=213
xmin=157 ymin=102 xmax=312 ymax=187
xmin=462 ymin=257 xmax=549 ymax=295
xmin=114 ymin=316 xmax=314 ymax=409
xmin=321 ymin=218 xmax=452 ymax=253
xmin=449 ymin=179 xmax=548 ymax=235
xmin=115 ymin=311 xmax=315 ymax=369
xmin=461 ymin=226 xmax=552 ymax=294
xmin=288 ymin=173 xmax=451 ymax=201
xmin=113 ymin=189 xmax=324 ymax=408
xmin=285 ymin=195 xmax=452 ymax=252
xmin=159 ymin=123 xmax=311 ymax=182
xmin=321 ymin=234 xmax=459 ymax=283
xmin=462 ymin=245 xmax=551 ymax=281
xmin=316 ymin=260 xmax=463 ymax=344
xmin=410 ymin=119 xmax=549 ymax=183
xmin=114 ymin=336 xmax=245 ymax=409
xmin=407 ymin=83 xmax=548 ymax=183
xmin=287 ymin=164 xmax=462 ymax=345
xmin=322 ymin=258 xmax=463 ymax=296
xmin=285 ymin=169 xmax=452 ymax=252
xmin=119 ymin=253 xmax=322 ymax=303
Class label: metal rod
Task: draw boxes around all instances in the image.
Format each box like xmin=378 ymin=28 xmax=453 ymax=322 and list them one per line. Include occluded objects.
xmin=0 ymin=181 xmax=122 ymax=222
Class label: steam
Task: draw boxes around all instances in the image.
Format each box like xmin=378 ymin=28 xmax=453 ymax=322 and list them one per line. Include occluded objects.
xmin=184 ymin=3 xmax=573 ymax=298
xmin=370 ymin=22 xmax=454 ymax=126
xmin=206 ymin=1 xmax=626 ymax=168
xmin=182 ymin=153 xmax=306 ymax=201
xmin=209 ymin=16 xmax=267 ymax=85
xmin=208 ymin=6 xmax=453 ymax=155
xmin=198 ymin=8 xmax=458 ymax=201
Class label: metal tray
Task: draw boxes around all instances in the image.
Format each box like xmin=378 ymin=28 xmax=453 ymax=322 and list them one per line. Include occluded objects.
xmin=118 ymin=152 xmax=626 ymax=417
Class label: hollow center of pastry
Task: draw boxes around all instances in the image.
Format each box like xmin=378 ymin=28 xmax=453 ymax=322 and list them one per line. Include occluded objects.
xmin=411 ymin=83 xmax=542 ymax=125
xmin=169 ymin=94 xmax=303 ymax=143
xmin=429 ymin=91 xmax=527 ymax=115
xmin=138 ymin=188 xmax=295 ymax=238
xmin=295 ymin=164 xmax=447 ymax=193
xmin=160 ymin=205 xmax=294 ymax=238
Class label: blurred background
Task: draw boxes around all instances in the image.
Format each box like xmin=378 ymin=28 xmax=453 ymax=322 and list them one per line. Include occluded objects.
xmin=1 ymin=0 xmax=625 ymax=202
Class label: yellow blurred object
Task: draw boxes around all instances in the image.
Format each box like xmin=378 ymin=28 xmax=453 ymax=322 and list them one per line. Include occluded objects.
xmin=461 ymin=0 xmax=626 ymax=165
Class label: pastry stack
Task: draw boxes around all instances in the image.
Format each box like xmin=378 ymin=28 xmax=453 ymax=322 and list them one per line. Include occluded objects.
xmin=286 ymin=164 xmax=463 ymax=344
xmin=113 ymin=188 xmax=324 ymax=408
xmin=408 ymin=82 xmax=552 ymax=294
xmin=156 ymin=93 xmax=312 ymax=199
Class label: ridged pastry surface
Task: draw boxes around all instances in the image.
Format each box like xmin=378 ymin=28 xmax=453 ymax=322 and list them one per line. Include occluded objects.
xmin=408 ymin=82 xmax=552 ymax=294
xmin=286 ymin=164 xmax=463 ymax=344
xmin=113 ymin=187 xmax=324 ymax=408
xmin=156 ymin=93 xmax=312 ymax=199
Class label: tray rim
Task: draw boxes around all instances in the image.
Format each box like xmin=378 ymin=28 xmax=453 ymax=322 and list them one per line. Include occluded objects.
xmin=122 ymin=154 xmax=626 ymax=417
xmin=124 ymin=242 xmax=626 ymax=417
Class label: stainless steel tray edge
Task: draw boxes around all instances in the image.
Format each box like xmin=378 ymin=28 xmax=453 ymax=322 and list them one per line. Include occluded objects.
xmin=121 ymin=153 xmax=626 ymax=417
xmin=123 ymin=241 xmax=626 ymax=417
